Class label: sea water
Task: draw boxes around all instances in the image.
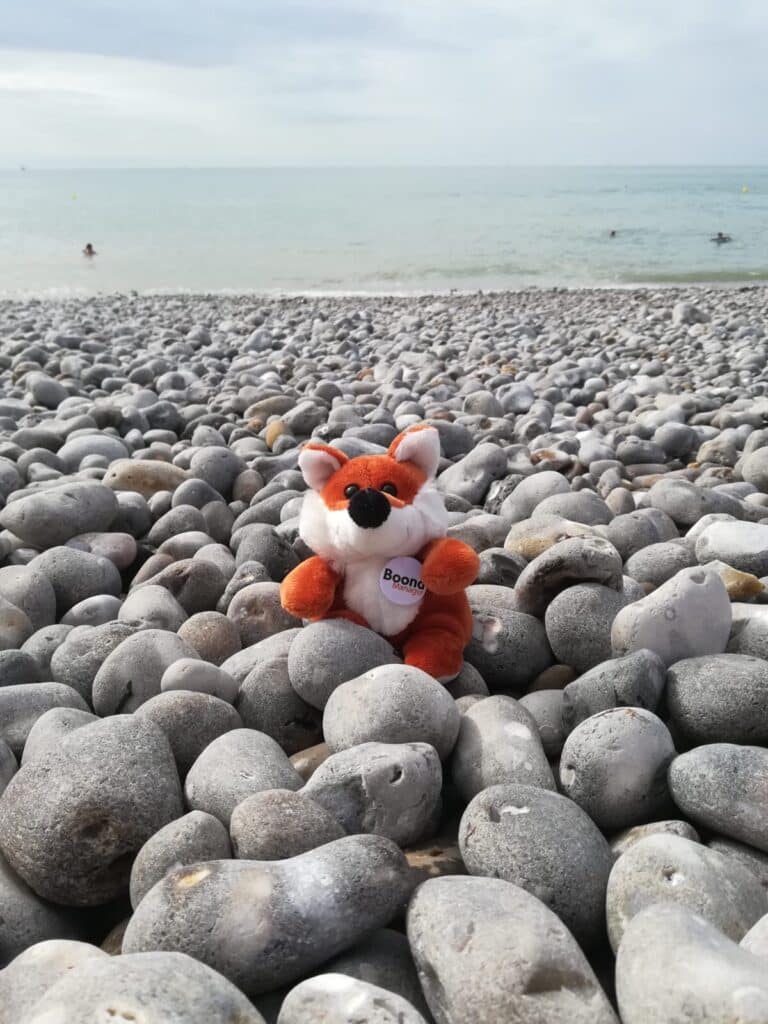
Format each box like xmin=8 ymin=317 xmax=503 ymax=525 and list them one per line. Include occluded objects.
xmin=0 ymin=166 xmax=766 ymax=295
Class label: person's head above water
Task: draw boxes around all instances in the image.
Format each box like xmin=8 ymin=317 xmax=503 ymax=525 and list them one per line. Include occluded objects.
xmin=83 ymin=243 xmax=96 ymax=256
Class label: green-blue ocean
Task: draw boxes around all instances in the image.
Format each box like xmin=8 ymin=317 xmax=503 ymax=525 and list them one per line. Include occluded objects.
xmin=1 ymin=166 xmax=766 ymax=295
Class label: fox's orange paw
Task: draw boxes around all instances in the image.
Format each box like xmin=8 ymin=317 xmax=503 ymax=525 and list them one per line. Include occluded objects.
xmin=404 ymin=628 xmax=465 ymax=681
xmin=280 ymin=556 xmax=339 ymax=620
xmin=421 ymin=538 xmax=479 ymax=595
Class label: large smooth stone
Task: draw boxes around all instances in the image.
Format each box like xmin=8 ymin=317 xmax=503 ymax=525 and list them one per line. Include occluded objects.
xmin=451 ymin=695 xmax=555 ymax=803
xmin=184 ymin=728 xmax=303 ymax=825
xmin=514 ymin=536 xmax=623 ymax=617
xmin=287 ymin=620 xmax=399 ymax=711
xmin=303 ymin=742 xmax=441 ymax=847
xmin=611 ymin=566 xmax=731 ymax=667
xmin=277 ymin=974 xmax=428 ymax=1024
xmin=119 ymin=584 xmax=188 ymax=632
xmin=545 ymin=581 xmax=638 ymax=673
xmin=407 ymin=876 xmax=618 ymax=1024
xmin=0 ymin=939 xmax=107 ymax=1020
xmin=669 ymin=744 xmax=768 ymax=852
xmin=0 ymin=565 xmax=56 ymax=631
xmin=323 ymin=664 xmax=460 ymax=760
xmin=29 ymin=546 xmax=122 ymax=616
xmin=130 ymin=810 xmax=232 ymax=909
xmin=458 ymin=784 xmax=613 ymax=947
xmin=229 ymin=789 xmax=345 ymax=860
xmin=0 ymin=716 xmax=183 ymax=905
xmin=0 ymin=482 xmax=117 ymax=548
xmin=135 ymin=690 xmax=243 ymax=776
xmin=562 ymin=649 xmax=666 ymax=733
xmin=667 ymin=653 xmax=768 ymax=743
xmin=122 ymin=836 xmax=413 ymax=996
xmin=16 ymin=949 xmax=265 ymax=1023
xmin=237 ymin=654 xmax=322 ymax=756
xmin=92 ymin=629 xmax=199 ymax=715
xmin=160 ymin=657 xmax=239 ymax=704
xmin=0 ymin=738 xmax=16 ymax=798
xmin=0 ymin=683 xmax=88 ymax=757
xmin=606 ymin=832 xmax=767 ymax=951
xmin=0 ymin=857 xmax=83 ymax=967
xmin=49 ymin=621 xmax=134 ymax=702
xmin=464 ymin=586 xmax=553 ymax=690
xmin=616 ymin=903 xmax=768 ymax=1024
xmin=322 ymin=928 xmax=430 ymax=1018
xmin=21 ymin=707 xmax=98 ymax=765
xmin=696 ymin=520 xmax=768 ymax=578
xmin=103 ymin=458 xmax=189 ymax=497
xmin=559 ymin=708 xmax=676 ymax=831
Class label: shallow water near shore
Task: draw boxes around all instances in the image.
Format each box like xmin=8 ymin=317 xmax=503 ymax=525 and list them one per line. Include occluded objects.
xmin=1 ymin=166 xmax=767 ymax=296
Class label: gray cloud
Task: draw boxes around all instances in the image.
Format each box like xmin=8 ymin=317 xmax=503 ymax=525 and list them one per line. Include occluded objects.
xmin=1 ymin=0 xmax=767 ymax=166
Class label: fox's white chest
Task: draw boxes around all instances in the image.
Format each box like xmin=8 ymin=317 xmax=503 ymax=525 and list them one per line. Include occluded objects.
xmin=343 ymin=557 xmax=423 ymax=636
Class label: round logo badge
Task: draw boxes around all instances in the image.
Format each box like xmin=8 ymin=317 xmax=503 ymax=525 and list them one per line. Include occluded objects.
xmin=379 ymin=556 xmax=426 ymax=606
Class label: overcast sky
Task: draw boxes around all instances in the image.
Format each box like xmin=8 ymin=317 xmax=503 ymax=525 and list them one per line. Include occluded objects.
xmin=2 ymin=0 xmax=767 ymax=168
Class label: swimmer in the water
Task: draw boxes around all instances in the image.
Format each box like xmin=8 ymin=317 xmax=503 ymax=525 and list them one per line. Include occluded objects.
xmin=711 ymin=232 xmax=732 ymax=244
xmin=82 ymin=243 xmax=96 ymax=257
xmin=609 ymin=229 xmax=617 ymax=237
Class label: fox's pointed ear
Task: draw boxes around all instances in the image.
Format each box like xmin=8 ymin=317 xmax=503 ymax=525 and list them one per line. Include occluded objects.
xmin=388 ymin=425 xmax=441 ymax=479
xmin=298 ymin=442 xmax=349 ymax=491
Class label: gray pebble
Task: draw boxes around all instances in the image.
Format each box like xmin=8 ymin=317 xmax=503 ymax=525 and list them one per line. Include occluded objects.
xmin=667 ymin=653 xmax=768 ymax=743
xmin=0 ymin=565 xmax=56 ymax=630
xmin=0 ymin=683 xmax=88 ymax=757
xmin=0 ymin=481 xmax=117 ymax=548
xmin=277 ymin=974 xmax=428 ymax=1024
xmin=561 ymin=649 xmax=667 ymax=733
xmin=161 ymin=657 xmax=239 ymax=703
xmin=229 ymin=789 xmax=345 ymax=860
xmin=29 ymin=546 xmax=122 ymax=615
xmin=123 ymin=835 xmax=413 ymax=996
xmin=0 ymin=715 xmax=182 ymax=904
xmin=135 ymin=690 xmax=243 ymax=776
xmin=49 ymin=621 xmax=134 ymax=702
xmin=465 ymin=585 xmax=553 ymax=689
xmin=288 ymin=619 xmax=399 ymax=710
xmin=669 ymin=743 xmax=768 ymax=852
xmin=20 ymin=707 xmax=98 ymax=765
xmin=545 ymin=581 xmax=636 ymax=673
xmin=451 ymin=695 xmax=555 ymax=802
xmin=459 ymin=783 xmax=613 ymax=946
xmin=185 ymin=728 xmax=303 ymax=825
xmin=559 ymin=707 xmax=676 ymax=830
xmin=304 ymin=741 xmax=441 ymax=846
xmin=119 ymin=584 xmax=188 ymax=631
xmin=616 ymin=903 xmax=768 ymax=1024
xmin=407 ymin=876 xmax=618 ymax=1024
xmin=92 ymin=629 xmax=199 ymax=714
xmin=18 ymin=949 xmax=266 ymax=1023
xmin=612 ymin=566 xmax=731 ymax=666
xmin=130 ymin=810 xmax=232 ymax=909
xmin=607 ymin=832 xmax=768 ymax=950
xmin=0 ymin=857 xmax=84 ymax=967
xmin=323 ymin=664 xmax=460 ymax=760
xmin=177 ymin=610 xmax=241 ymax=665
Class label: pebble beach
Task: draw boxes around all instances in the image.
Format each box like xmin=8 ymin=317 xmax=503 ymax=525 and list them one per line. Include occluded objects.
xmin=1 ymin=283 xmax=768 ymax=1021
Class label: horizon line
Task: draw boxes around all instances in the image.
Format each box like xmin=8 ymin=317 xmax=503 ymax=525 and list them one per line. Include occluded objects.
xmin=2 ymin=162 xmax=768 ymax=173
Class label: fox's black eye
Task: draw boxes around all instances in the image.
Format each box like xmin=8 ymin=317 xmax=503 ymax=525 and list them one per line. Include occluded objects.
xmin=381 ymin=483 xmax=398 ymax=497
xmin=344 ymin=484 xmax=360 ymax=498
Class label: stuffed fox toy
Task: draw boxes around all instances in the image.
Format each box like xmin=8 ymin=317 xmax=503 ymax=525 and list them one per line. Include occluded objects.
xmin=280 ymin=425 xmax=479 ymax=680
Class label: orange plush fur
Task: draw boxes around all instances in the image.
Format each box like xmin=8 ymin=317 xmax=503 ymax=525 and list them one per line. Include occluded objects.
xmin=280 ymin=425 xmax=478 ymax=680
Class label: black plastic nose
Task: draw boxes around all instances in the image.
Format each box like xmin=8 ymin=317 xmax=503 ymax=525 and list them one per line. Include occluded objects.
xmin=348 ymin=488 xmax=391 ymax=529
